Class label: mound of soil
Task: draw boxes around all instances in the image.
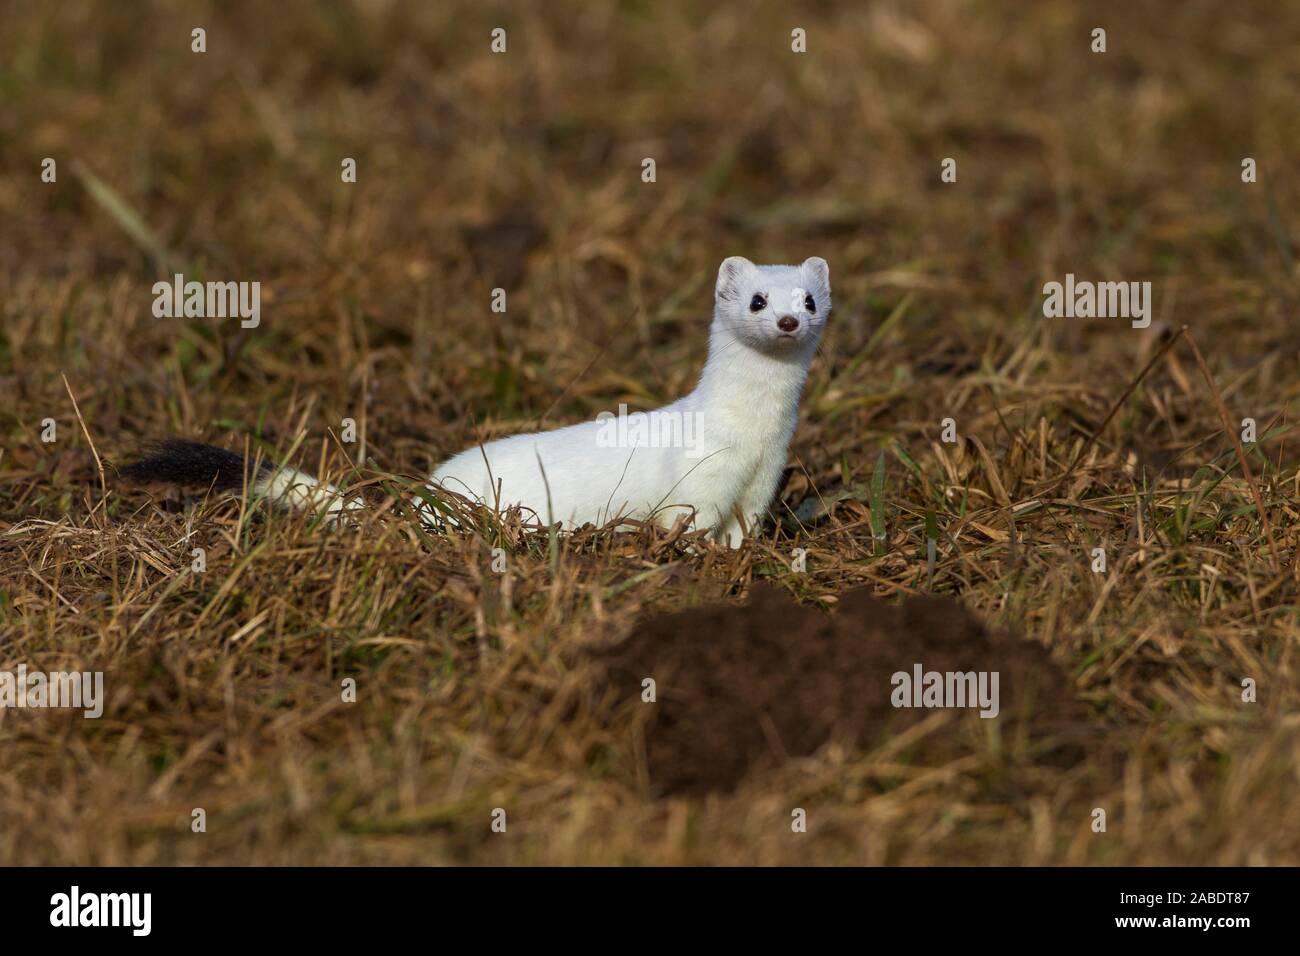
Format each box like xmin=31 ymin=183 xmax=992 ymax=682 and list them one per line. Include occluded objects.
xmin=591 ymin=584 xmax=1083 ymax=795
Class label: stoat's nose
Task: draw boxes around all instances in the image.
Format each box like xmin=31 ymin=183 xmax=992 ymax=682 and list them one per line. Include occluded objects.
xmin=777 ymin=315 xmax=799 ymax=333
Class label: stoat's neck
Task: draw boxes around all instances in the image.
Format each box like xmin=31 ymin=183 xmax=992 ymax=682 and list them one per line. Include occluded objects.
xmin=691 ymin=328 xmax=815 ymax=440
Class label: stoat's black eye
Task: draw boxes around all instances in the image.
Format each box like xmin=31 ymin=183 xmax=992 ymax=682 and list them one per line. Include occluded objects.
xmin=749 ymin=293 xmax=767 ymax=312
xmin=804 ymin=294 xmax=816 ymax=313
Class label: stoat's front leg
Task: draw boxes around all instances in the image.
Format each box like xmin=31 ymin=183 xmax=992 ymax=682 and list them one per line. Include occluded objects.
xmin=726 ymin=452 xmax=788 ymax=545
xmin=712 ymin=514 xmax=746 ymax=549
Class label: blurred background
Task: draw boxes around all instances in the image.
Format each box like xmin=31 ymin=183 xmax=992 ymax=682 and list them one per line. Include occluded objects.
xmin=4 ymin=0 xmax=1297 ymax=456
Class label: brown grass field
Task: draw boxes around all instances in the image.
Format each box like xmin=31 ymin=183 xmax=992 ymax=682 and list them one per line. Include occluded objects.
xmin=2 ymin=0 xmax=1299 ymax=865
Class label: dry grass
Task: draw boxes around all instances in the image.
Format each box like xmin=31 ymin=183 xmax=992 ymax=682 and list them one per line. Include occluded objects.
xmin=2 ymin=0 xmax=1299 ymax=864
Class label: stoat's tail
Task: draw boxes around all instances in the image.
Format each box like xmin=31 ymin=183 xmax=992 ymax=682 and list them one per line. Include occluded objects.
xmin=119 ymin=439 xmax=359 ymax=518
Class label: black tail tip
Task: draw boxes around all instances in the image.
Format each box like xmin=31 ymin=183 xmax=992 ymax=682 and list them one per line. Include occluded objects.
xmin=118 ymin=439 xmax=270 ymax=490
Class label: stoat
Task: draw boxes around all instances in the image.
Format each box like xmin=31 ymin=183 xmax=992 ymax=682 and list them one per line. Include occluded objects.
xmin=122 ymin=256 xmax=831 ymax=547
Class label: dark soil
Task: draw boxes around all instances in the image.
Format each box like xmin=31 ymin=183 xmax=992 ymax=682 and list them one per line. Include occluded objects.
xmin=592 ymin=584 xmax=1089 ymax=795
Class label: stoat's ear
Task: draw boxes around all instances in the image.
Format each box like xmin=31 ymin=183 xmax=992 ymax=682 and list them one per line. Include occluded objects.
xmin=801 ymin=256 xmax=830 ymax=292
xmin=716 ymin=256 xmax=754 ymax=302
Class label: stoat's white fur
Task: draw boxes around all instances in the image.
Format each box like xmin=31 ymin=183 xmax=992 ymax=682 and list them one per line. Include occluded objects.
xmin=426 ymin=256 xmax=830 ymax=546
xmin=243 ymin=256 xmax=829 ymax=545
xmin=255 ymin=466 xmax=364 ymax=518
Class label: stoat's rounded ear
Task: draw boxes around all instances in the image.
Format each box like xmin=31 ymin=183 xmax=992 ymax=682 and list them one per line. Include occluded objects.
xmin=801 ymin=256 xmax=830 ymax=289
xmin=716 ymin=256 xmax=754 ymax=301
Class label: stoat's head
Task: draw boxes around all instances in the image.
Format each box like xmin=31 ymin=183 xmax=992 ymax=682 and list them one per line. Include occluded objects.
xmin=712 ymin=256 xmax=831 ymax=357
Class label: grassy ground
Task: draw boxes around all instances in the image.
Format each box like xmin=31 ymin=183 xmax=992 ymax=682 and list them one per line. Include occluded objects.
xmin=2 ymin=0 xmax=1299 ymax=865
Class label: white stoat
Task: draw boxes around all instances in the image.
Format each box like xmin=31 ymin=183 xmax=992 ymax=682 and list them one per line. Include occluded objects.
xmin=430 ymin=256 xmax=830 ymax=545
xmin=121 ymin=256 xmax=831 ymax=547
